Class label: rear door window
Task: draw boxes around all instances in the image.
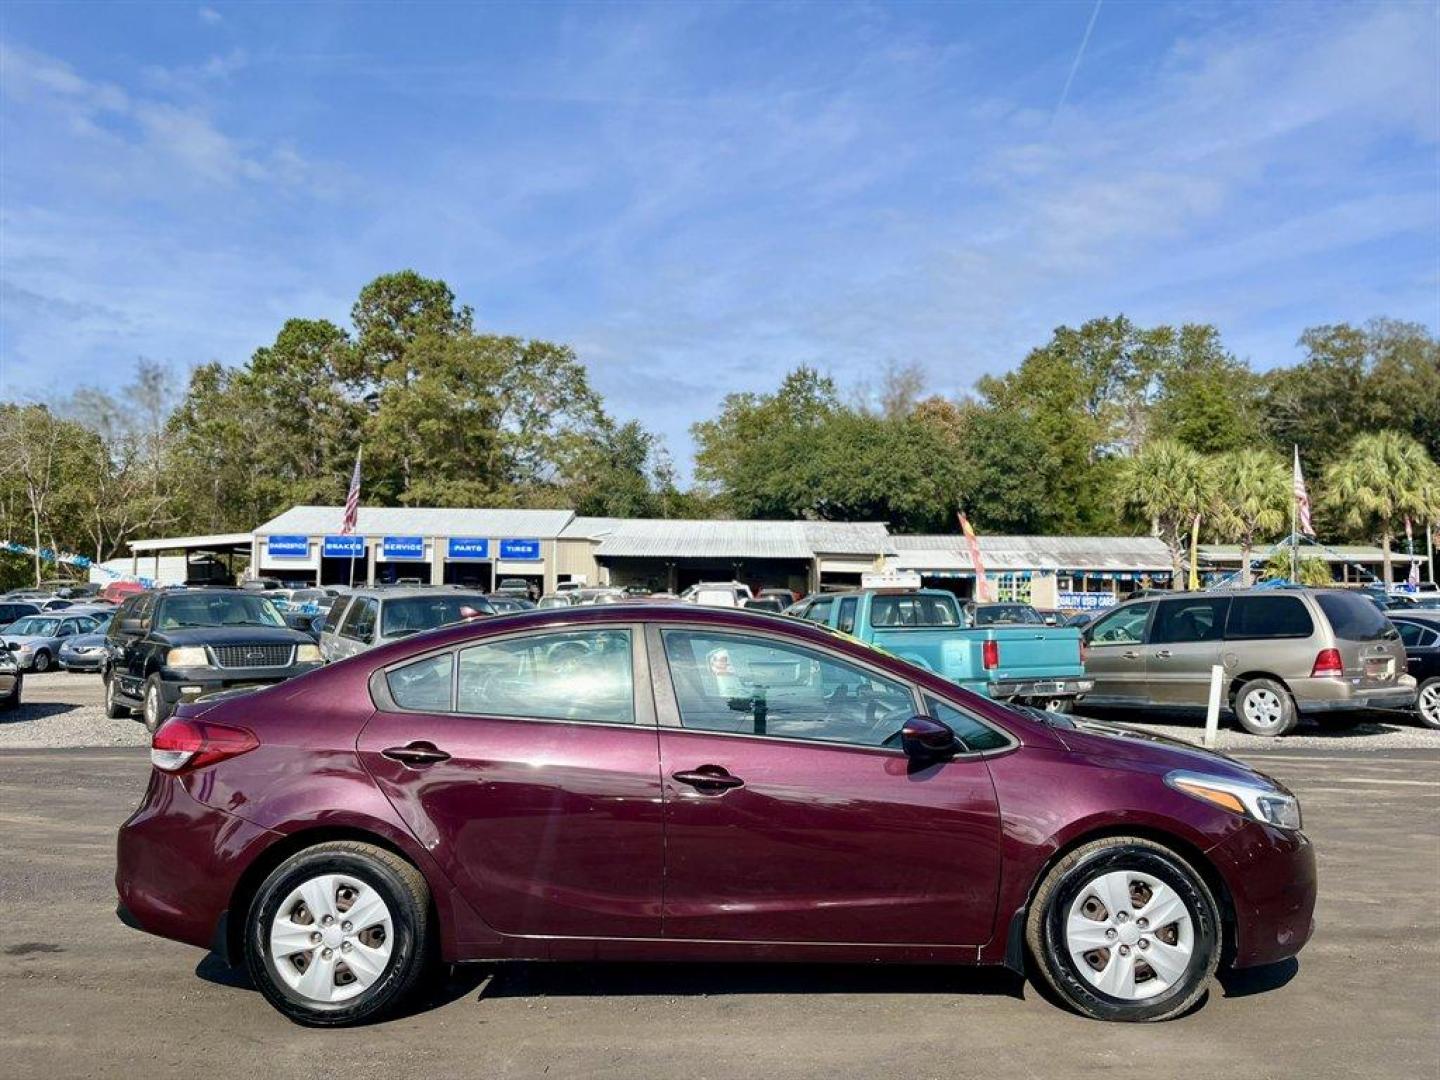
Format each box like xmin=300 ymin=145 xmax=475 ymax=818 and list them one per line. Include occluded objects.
xmin=805 ymin=596 xmax=834 ymax=625
xmin=324 ymin=595 xmax=352 ymax=632
xmin=870 ymin=594 xmax=961 ymax=627
xmin=1226 ymin=596 xmax=1314 ymax=640
xmin=1315 ymin=592 xmax=1394 ymax=642
xmin=836 ymin=596 xmax=858 ymax=635
xmin=1151 ymin=598 xmax=1230 ymax=644
xmin=1395 ymin=621 xmax=1438 ymax=648
xmin=341 ymin=597 xmax=378 ymax=642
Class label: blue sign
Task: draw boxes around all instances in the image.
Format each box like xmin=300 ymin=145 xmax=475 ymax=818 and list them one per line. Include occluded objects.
xmin=381 ymin=536 xmax=425 ymax=561
xmin=1058 ymin=591 xmax=1118 ymax=611
xmin=267 ymin=535 xmax=310 ymax=558
xmin=322 ymin=535 xmax=365 ymax=559
xmin=499 ymin=538 xmax=541 ymax=561
xmin=447 ymin=537 xmax=490 ymax=560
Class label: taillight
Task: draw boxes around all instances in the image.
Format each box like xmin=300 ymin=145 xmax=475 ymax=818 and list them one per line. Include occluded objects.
xmin=1310 ymin=648 xmax=1344 ymax=678
xmin=151 ymin=717 xmax=258 ymax=773
xmin=982 ymin=639 xmax=1000 ymax=670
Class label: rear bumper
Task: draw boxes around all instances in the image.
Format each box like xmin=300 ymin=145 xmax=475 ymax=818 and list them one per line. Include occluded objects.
xmin=1294 ymin=679 xmax=1416 ymax=714
xmin=1207 ymin=822 xmax=1317 ymax=968
xmin=988 ymin=678 xmax=1093 ymax=701
xmin=115 ymin=772 xmax=280 ymax=951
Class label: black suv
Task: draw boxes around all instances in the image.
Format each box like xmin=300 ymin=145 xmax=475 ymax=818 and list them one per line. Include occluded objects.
xmin=104 ymin=588 xmax=323 ymax=730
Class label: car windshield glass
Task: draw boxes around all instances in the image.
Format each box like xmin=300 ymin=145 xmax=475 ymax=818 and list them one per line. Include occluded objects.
xmin=973 ymin=604 xmax=1044 ymax=625
xmin=381 ymin=595 xmax=493 ymax=637
xmin=8 ymin=617 xmax=60 ymax=636
xmin=870 ymin=594 xmax=961 ymax=627
xmin=157 ymin=593 xmax=286 ymax=629
xmin=1316 ymin=592 xmax=1394 ymax=641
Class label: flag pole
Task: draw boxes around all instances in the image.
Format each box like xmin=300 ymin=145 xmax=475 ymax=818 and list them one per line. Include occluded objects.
xmin=1290 ymin=445 xmax=1299 ymax=583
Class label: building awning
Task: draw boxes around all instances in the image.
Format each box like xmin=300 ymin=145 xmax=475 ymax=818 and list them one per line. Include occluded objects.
xmin=253 ymin=505 xmax=575 ymax=539
xmin=887 ymin=534 xmax=1173 ymax=574
xmin=129 ymin=532 xmax=253 ymax=554
xmin=593 ymin=520 xmax=891 ymax=561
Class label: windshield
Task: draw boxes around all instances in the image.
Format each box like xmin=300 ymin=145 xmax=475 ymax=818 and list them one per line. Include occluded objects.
xmin=381 ymin=595 xmax=494 ymax=637
xmin=1316 ymin=592 xmax=1395 ymax=641
xmin=8 ymin=616 xmax=61 ymax=636
xmin=157 ymin=593 xmax=286 ymax=630
xmin=870 ymin=594 xmax=961 ymax=627
xmin=973 ymin=604 xmax=1045 ymax=626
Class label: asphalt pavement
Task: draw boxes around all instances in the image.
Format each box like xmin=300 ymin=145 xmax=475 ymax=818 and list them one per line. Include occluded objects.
xmin=2 ymin=741 xmax=1437 ymax=1080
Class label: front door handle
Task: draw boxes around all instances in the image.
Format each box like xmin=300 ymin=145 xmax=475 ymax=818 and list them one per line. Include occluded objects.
xmin=1154 ymin=649 xmax=1173 ymax=659
xmin=1123 ymin=650 xmax=1141 ymax=660
xmin=672 ymin=766 xmax=745 ymax=794
xmin=381 ymin=741 xmax=451 ymax=767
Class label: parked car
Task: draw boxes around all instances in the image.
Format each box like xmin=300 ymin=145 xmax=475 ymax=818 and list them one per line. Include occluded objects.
xmin=795 ymin=589 xmax=1091 ymax=712
xmin=319 ymin=589 xmax=497 ymax=662
xmin=2 ymin=611 xmax=103 ymax=672
xmin=682 ymin=581 xmax=754 ymax=608
xmin=0 ymin=600 xmax=41 ymax=628
xmin=535 ymin=593 xmax=575 ymax=610
xmin=0 ymin=644 xmax=21 ymax=709
xmin=103 ymin=589 xmax=325 ymax=730
xmin=494 ymin=577 xmax=538 ymax=601
xmin=484 ymin=595 xmax=537 ymax=613
xmin=58 ymin=612 xmax=115 ymax=672
xmin=1389 ymin=613 xmax=1440 ymax=729
xmin=118 ymin=603 xmax=1315 ymax=1026
xmin=965 ymin=602 xmax=1048 ymax=626
xmin=1082 ymin=588 xmax=1415 ymax=735
xmin=758 ymin=587 xmax=798 ymax=607
xmin=1064 ymin=610 xmax=1100 ymax=629
xmin=743 ymin=596 xmax=786 ymax=613
xmin=100 ymin=580 xmax=146 ymax=604
xmin=572 ymin=588 xmax=627 ymax=605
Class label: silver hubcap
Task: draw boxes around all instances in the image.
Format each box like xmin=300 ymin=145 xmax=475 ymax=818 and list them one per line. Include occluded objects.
xmin=144 ymin=686 xmax=158 ymax=724
xmin=269 ymin=874 xmax=393 ymax=1004
xmin=1242 ymin=689 xmax=1283 ymax=728
xmin=1420 ymin=684 xmax=1440 ymax=725
xmin=1065 ymin=870 xmax=1194 ymax=1001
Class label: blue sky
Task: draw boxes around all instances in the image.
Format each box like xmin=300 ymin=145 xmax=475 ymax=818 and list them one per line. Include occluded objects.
xmin=1 ymin=1 xmax=1436 ymax=474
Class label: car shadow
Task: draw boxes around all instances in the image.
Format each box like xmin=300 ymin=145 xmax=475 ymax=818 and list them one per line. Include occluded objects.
xmin=1079 ymin=706 xmax=1411 ymax=739
xmin=1 ymin=702 xmax=74 ymax=724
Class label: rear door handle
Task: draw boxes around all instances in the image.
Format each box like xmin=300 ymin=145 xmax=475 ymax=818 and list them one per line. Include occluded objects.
xmin=381 ymin=741 xmax=451 ymax=767
xmin=1123 ymin=650 xmax=1141 ymax=660
xmin=1154 ymin=649 xmax=1172 ymax=659
xmin=672 ymin=767 xmax=745 ymax=794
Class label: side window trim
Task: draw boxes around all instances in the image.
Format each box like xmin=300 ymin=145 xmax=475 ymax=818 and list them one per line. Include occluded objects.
xmin=923 ymin=692 xmax=1021 ymax=758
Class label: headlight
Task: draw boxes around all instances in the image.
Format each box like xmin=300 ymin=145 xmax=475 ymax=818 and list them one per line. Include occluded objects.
xmin=1166 ymin=770 xmax=1302 ymax=831
xmin=0 ymin=650 xmax=15 ymax=669
xmin=166 ymin=646 xmax=209 ymax=667
xmin=295 ymin=644 xmax=323 ymax=663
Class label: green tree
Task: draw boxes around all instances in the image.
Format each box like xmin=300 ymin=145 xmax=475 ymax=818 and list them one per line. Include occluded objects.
xmin=1206 ymin=448 xmax=1290 ymax=585
xmin=1151 ymin=326 xmax=1262 ymax=453
xmin=1260 ymin=551 xmax=1332 ymax=587
xmin=1321 ymin=431 xmax=1440 ymax=585
xmin=1115 ymin=438 xmax=1211 ymax=584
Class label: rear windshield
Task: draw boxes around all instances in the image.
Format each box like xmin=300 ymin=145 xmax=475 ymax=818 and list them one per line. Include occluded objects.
xmin=381 ymin=595 xmax=495 ymax=637
xmin=1316 ymin=592 xmax=1394 ymax=642
xmin=871 ymin=594 xmax=961 ymax=627
xmin=972 ymin=604 xmax=1043 ymax=626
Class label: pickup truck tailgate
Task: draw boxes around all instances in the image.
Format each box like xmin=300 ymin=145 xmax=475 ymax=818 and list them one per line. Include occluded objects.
xmin=989 ymin=627 xmax=1085 ymax=681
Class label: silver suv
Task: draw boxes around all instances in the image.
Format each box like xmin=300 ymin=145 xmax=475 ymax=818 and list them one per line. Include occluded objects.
xmin=1082 ymin=587 xmax=1415 ymax=735
xmin=320 ymin=588 xmax=496 ymax=662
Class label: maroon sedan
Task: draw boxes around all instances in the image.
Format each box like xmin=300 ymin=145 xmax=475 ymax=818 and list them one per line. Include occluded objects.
xmin=116 ymin=604 xmax=1315 ymax=1026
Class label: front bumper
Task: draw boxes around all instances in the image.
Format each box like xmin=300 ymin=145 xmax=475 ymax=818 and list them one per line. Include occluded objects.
xmin=1295 ymin=678 xmax=1416 ymax=714
xmin=58 ymin=651 xmax=106 ymax=671
xmin=1207 ymin=821 xmax=1317 ymax=968
xmin=988 ymin=678 xmax=1094 ymax=701
xmin=155 ymin=661 xmax=324 ymax=705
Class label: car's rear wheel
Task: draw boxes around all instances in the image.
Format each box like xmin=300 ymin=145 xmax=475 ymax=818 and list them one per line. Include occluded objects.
xmin=245 ymin=841 xmax=433 ymax=1027
xmin=142 ymin=675 xmax=173 ymax=732
xmin=103 ymin=672 xmax=131 ymax=719
xmin=1234 ymin=678 xmax=1297 ymax=736
xmin=1417 ymin=678 xmax=1440 ymax=730
xmin=1025 ymin=836 xmax=1221 ymax=1022
xmin=31 ymin=650 xmax=51 ymax=673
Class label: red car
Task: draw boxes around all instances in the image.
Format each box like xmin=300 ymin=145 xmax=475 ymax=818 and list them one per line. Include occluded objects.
xmin=116 ymin=604 xmax=1315 ymax=1026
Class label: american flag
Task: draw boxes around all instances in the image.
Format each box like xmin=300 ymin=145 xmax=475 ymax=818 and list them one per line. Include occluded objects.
xmin=341 ymin=448 xmax=362 ymax=535
xmin=1292 ymin=445 xmax=1314 ymax=537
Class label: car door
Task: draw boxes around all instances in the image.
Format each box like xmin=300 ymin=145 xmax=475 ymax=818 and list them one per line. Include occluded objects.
xmin=357 ymin=623 xmax=664 ymax=939
xmin=1146 ymin=597 xmax=1231 ymax=707
xmin=1082 ymin=602 xmax=1155 ymax=705
xmin=650 ymin=624 xmax=1002 ymax=946
xmin=110 ymin=594 xmax=154 ymax=697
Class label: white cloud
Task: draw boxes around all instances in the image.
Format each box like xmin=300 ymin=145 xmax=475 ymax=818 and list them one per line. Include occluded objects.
xmin=198 ymin=6 xmax=223 ymax=25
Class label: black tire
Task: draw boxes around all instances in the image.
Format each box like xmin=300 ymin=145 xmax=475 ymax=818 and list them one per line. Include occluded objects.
xmin=0 ymin=675 xmax=20 ymax=711
xmin=141 ymin=674 xmax=172 ymax=732
xmin=245 ymin=841 xmax=433 ymax=1027
xmin=103 ymin=672 xmax=131 ymax=719
xmin=1233 ymin=678 xmax=1298 ymax=736
xmin=1416 ymin=678 xmax=1440 ymax=731
xmin=31 ymin=650 xmax=51 ymax=673
xmin=1025 ymin=836 xmax=1222 ymax=1022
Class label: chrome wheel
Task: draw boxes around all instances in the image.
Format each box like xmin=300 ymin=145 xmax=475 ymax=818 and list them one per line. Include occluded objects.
xmin=143 ymin=683 xmax=160 ymax=728
xmin=1419 ymin=682 xmax=1440 ymax=728
xmin=1065 ymin=870 xmax=1194 ymax=1001
xmin=1242 ymin=688 xmax=1283 ymax=730
xmin=269 ymin=874 xmax=394 ymax=1004
xmin=32 ymin=651 xmax=50 ymax=673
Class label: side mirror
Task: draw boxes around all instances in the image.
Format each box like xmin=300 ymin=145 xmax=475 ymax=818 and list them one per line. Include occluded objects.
xmin=6 ymin=642 xmax=19 ymax=652
xmin=900 ymin=715 xmax=959 ymax=761
xmin=119 ymin=618 xmax=144 ymax=635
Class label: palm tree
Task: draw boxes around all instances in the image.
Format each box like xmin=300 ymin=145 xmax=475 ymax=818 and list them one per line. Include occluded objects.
xmin=1117 ymin=439 xmax=1210 ymax=587
xmin=1207 ymin=449 xmax=1290 ymax=586
xmin=1322 ymin=432 xmax=1440 ymax=585
xmin=1260 ymin=550 xmax=1332 ymax=587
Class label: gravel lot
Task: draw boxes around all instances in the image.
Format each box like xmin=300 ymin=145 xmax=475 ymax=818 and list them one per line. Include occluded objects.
xmin=2 ymin=671 xmax=1438 ymax=752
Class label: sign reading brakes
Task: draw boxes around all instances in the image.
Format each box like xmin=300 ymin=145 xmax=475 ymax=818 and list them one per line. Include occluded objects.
xmin=499 ymin=538 xmax=541 ymax=560
xmin=266 ymin=535 xmax=309 ymax=558
xmin=322 ymin=535 xmax=364 ymax=558
xmin=447 ymin=537 xmax=490 ymax=560
xmin=381 ymin=536 xmax=425 ymax=560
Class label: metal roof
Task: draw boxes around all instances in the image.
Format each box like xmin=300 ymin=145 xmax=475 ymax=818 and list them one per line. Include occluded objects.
xmin=254 ymin=505 xmax=576 ymax=539
xmin=1198 ymin=543 xmax=1393 ymax=565
xmin=888 ymin=534 xmax=1173 ymax=573
xmin=593 ymin=519 xmax=890 ymax=561
xmin=128 ymin=532 xmax=253 ymax=553
xmin=560 ymin=517 xmax=627 ymax=540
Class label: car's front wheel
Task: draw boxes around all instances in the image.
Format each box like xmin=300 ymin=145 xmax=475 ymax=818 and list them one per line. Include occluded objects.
xmin=103 ymin=672 xmax=131 ymax=719
xmin=31 ymin=650 xmax=51 ymax=673
xmin=1417 ymin=678 xmax=1440 ymax=730
xmin=141 ymin=675 xmax=172 ymax=732
xmin=245 ymin=841 xmax=433 ymax=1026
xmin=1026 ymin=836 xmax=1221 ymax=1022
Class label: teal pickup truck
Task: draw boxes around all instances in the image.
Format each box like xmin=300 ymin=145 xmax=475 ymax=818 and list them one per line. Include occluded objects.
xmin=790 ymin=589 xmax=1092 ymax=711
